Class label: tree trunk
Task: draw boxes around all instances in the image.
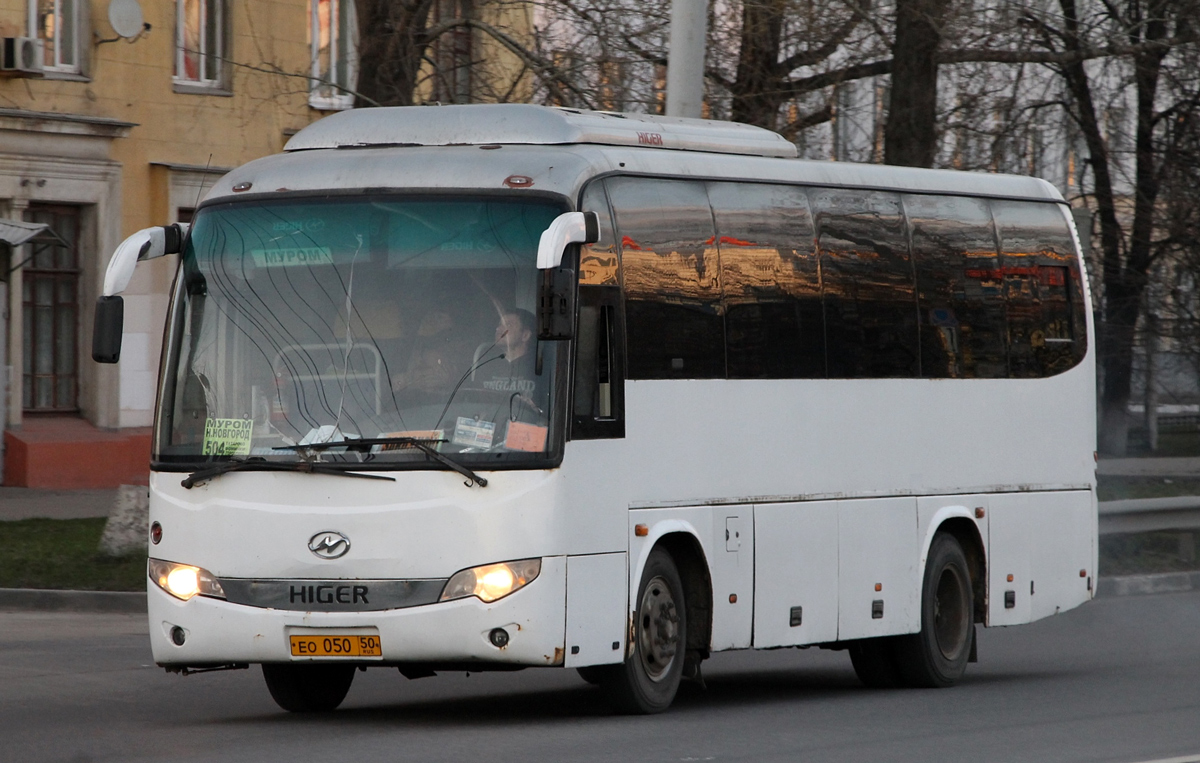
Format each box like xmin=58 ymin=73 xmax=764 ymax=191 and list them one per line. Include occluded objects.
xmin=1058 ymin=0 xmax=1170 ymax=454
xmin=730 ymin=0 xmax=787 ymax=129
xmin=883 ymin=0 xmax=948 ymax=167
xmin=355 ymin=0 xmax=437 ymax=107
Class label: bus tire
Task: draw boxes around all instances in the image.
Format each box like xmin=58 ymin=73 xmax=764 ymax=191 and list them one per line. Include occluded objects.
xmin=848 ymin=637 xmax=903 ymax=688
xmin=598 ymin=547 xmax=686 ymax=714
xmin=576 ymin=666 xmax=605 ymax=685
xmin=896 ymin=532 xmax=974 ymax=688
xmin=262 ymin=663 xmax=355 ymax=712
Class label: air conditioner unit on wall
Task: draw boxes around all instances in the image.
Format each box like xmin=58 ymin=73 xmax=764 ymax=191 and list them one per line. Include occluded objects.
xmin=1 ymin=37 xmax=45 ymax=77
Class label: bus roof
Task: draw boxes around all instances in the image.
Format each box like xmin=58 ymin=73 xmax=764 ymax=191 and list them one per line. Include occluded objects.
xmin=283 ymin=104 xmax=799 ymax=159
xmin=204 ymin=106 xmax=1064 ymax=207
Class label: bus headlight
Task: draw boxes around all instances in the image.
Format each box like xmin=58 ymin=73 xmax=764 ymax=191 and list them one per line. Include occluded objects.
xmin=440 ymin=559 xmax=541 ymax=603
xmin=149 ymin=559 xmax=226 ymax=601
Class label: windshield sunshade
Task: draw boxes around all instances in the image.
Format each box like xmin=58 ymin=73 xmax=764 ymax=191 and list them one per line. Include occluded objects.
xmin=156 ymin=196 xmax=564 ymax=469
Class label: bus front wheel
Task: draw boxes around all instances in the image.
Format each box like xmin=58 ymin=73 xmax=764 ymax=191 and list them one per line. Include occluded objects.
xmin=597 ymin=547 xmax=686 ymax=714
xmin=262 ymin=663 xmax=356 ymax=712
xmin=895 ymin=532 xmax=974 ymax=687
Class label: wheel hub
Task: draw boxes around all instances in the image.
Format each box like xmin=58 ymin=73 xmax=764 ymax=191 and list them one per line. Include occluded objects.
xmin=933 ymin=564 xmax=970 ymax=661
xmin=638 ymin=575 xmax=680 ymax=682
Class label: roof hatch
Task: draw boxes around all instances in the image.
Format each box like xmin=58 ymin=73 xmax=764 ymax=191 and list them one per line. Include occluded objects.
xmin=284 ymin=104 xmax=798 ymax=158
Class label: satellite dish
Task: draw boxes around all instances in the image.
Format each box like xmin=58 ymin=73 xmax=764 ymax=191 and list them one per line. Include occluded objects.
xmin=108 ymin=0 xmax=145 ymax=39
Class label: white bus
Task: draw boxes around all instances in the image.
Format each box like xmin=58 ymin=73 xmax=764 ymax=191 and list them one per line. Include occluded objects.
xmin=94 ymin=104 xmax=1097 ymax=714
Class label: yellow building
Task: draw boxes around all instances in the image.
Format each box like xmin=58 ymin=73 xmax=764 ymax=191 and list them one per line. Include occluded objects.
xmin=0 ymin=0 xmax=532 ymax=486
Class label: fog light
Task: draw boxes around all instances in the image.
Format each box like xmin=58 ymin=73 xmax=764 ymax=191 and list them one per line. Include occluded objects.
xmin=171 ymin=626 xmax=186 ymax=646
xmin=149 ymin=559 xmax=226 ymax=601
xmin=489 ymin=628 xmax=509 ymax=648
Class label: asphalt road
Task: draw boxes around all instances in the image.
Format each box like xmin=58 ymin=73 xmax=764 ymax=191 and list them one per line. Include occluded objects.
xmin=3 ymin=591 xmax=1200 ymax=763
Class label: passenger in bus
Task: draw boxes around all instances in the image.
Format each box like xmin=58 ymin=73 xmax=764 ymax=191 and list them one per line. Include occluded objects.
xmin=391 ymin=309 xmax=472 ymax=403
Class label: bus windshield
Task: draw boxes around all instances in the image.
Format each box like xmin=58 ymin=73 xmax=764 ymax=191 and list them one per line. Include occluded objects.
xmin=155 ymin=196 xmax=564 ymax=468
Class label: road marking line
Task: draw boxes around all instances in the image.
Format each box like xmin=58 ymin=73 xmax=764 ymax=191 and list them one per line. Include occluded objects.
xmin=1128 ymin=756 xmax=1200 ymax=763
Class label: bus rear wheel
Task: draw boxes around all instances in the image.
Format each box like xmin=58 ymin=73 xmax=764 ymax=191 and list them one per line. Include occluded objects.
xmin=848 ymin=637 xmax=903 ymax=688
xmin=895 ymin=532 xmax=974 ymax=687
xmin=597 ymin=547 xmax=686 ymax=714
xmin=262 ymin=663 xmax=356 ymax=712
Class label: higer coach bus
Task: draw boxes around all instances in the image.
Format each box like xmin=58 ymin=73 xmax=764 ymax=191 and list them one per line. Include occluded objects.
xmin=92 ymin=104 xmax=1097 ymax=714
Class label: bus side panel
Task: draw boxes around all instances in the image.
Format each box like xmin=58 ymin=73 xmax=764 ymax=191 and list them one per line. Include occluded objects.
xmin=709 ymin=506 xmax=754 ymax=651
xmin=987 ymin=495 xmax=1033 ymax=626
xmin=752 ymin=501 xmax=838 ymax=648
xmin=627 ymin=506 xmax=752 ymax=653
xmin=1027 ymin=491 xmax=1094 ymax=620
xmin=564 ymin=552 xmax=628 ymax=668
xmin=837 ymin=498 xmax=921 ymax=641
xmin=987 ymin=490 xmax=1093 ymax=626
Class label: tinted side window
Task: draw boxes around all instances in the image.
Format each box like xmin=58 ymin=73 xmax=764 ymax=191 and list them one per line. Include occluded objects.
xmin=992 ymin=200 xmax=1087 ymax=378
xmin=708 ymin=182 xmax=825 ymax=379
xmin=573 ymin=182 xmax=625 ymax=439
xmin=608 ymin=177 xmax=724 ymax=380
xmin=810 ymin=188 xmax=919 ymax=378
xmin=906 ymin=194 xmax=1008 ymax=378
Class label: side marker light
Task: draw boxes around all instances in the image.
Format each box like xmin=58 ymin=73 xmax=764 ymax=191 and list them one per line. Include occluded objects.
xmin=634 ymin=524 xmax=649 ymax=537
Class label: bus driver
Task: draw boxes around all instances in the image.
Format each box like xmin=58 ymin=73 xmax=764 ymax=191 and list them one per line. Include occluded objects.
xmin=479 ymin=308 xmax=546 ymax=421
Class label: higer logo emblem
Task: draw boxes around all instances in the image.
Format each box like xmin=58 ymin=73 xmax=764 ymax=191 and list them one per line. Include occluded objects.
xmin=308 ymin=531 xmax=351 ymax=560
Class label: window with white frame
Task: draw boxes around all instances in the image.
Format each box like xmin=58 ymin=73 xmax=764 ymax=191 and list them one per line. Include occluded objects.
xmin=309 ymin=0 xmax=357 ymax=110
xmin=175 ymin=0 xmax=228 ymax=89
xmin=29 ymin=0 xmax=80 ymax=73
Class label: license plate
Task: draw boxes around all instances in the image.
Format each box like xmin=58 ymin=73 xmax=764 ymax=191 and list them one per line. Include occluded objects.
xmin=290 ymin=633 xmax=382 ymax=658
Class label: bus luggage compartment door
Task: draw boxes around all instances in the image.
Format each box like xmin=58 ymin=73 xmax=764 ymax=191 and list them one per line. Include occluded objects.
xmin=837 ymin=497 xmax=921 ymax=641
xmin=752 ymin=501 xmax=839 ymax=648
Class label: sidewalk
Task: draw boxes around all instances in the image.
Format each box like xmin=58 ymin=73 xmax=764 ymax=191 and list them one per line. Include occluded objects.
xmin=0 ymin=487 xmax=115 ymax=521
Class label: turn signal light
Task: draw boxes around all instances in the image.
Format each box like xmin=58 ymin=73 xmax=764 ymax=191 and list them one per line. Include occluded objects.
xmin=440 ymin=558 xmax=541 ymax=603
xmin=148 ymin=559 xmax=226 ymax=601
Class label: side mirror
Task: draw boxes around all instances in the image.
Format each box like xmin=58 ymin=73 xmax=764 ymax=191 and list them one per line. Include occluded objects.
xmin=102 ymin=223 xmax=188 ymax=297
xmin=535 ymin=211 xmax=598 ymax=341
xmin=92 ymin=296 xmax=124 ymax=363
xmin=536 ymin=212 xmax=600 ymax=270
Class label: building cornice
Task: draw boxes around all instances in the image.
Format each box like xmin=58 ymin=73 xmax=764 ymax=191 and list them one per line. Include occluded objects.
xmin=0 ymin=108 xmax=136 ymax=138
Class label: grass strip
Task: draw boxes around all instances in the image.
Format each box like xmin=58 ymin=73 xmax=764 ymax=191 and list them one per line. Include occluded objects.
xmin=0 ymin=518 xmax=146 ymax=592
xmin=1100 ymin=530 xmax=1200 ymax=576
xmin=1096 ymin=475 xmax=1200 ymax=502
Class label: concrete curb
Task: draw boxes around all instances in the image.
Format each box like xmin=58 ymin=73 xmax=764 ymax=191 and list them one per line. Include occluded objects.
xmin=0 ymin=588 xmax=146 ymax=613
xmin=1096 ymin=571 xmax=1200 ymax=598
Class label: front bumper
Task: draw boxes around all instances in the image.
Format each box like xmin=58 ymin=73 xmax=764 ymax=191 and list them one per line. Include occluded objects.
xmin=149 ymin=556 xmax=567 ymax=667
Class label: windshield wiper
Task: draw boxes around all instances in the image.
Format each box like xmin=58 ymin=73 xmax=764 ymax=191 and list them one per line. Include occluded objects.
xmin=181 ymin=457 xmax=398 ymax=489
xmin=273 ymin=437 xmax=488 ymax=488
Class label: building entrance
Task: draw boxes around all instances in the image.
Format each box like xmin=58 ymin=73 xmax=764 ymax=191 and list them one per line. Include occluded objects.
xmin=23 ymin=204 xmax=80 ymax=412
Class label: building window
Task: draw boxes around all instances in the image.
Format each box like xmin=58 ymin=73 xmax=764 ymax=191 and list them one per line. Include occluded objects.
xmin=175 ymin=0 xmax=227 ymax=90
xmin=309 ymin=0 xmax=356 ymax=110
xmin=29 ymin=0 xmax=80 ymax=73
